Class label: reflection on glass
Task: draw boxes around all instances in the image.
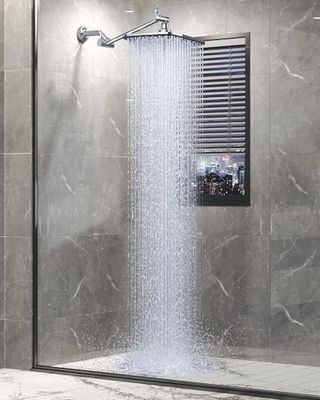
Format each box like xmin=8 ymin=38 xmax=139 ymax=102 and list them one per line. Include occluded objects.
xmin=196 ymin=154 xmax=245 ymax=203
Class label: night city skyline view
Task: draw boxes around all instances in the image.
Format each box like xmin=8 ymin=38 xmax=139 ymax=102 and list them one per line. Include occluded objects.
xmin=196 ymin=153 xmax=245 ymax=200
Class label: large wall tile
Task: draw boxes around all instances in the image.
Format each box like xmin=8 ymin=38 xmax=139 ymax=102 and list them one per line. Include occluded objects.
xmin=227 ymin=0 xmax=270 ymax=75
xmin=4 ymin=320 xmax=32 ymax=369
xmin=5 ymin=237 xmax=32 ymax=321
xmin=272 ymin=237 xmax=320 ymax=306
xmin=271 ymin=147 xmax=320 ymax=238
xmin=38 ymin=311 xmax=128 ymax=365
xmin=4 ymin=0 xmax=32 ymax=70
xmin=38 ymin=235 xmax=128 ymax=320
xmin=5 ymin=154 xmax=31 ymax=237
xmin=271 ymin=71 xmax=320 ymax=154
xmin=271 ymin=153 xmax=320 ymax=208
xmin=5 ymin=70 xmax=32 ymax=153
xmin=271 ymin=0 xmax=320 ymax=74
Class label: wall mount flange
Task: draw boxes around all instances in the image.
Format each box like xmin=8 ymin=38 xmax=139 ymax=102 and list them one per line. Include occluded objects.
xmin=77 ymin=26 xmax=88 ymax=43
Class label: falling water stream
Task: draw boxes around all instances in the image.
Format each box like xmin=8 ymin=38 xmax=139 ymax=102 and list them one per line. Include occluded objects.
xmin=126 ymin=35 xmax=205 ymax=374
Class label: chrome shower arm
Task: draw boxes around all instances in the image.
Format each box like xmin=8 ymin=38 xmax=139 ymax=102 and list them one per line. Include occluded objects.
xmin=100 ymin=14 xmax=169 ymax=47
xmin=77 ymin=8 xmax=170 ymax=48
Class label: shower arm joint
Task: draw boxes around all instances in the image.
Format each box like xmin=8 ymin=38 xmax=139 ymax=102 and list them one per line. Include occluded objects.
xmin=77 ymin=27 xmax=115 ymax=47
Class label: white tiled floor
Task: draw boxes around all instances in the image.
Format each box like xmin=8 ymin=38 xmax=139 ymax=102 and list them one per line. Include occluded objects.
xmin=0 ymin=369 xmax=267 ymax=400
xmin=60 ymin=354 xmax=320 ymax=397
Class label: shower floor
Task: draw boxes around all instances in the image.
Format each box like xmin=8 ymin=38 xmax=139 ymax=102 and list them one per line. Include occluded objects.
xmin=57 ymin=354 xmax=320 ymax=397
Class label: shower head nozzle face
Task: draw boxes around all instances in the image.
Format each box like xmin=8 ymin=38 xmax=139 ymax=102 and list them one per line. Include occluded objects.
xmin=126 ymin=32 xmax=204 ymax=45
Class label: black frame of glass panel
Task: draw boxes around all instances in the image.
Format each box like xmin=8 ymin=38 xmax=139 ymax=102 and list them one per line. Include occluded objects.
xmin=31 ymin=1 xmax=318 ymax=399
xmin=195 ymin=33 xmax=250 ymax=207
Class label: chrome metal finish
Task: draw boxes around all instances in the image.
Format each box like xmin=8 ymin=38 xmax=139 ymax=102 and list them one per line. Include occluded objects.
xmin=77 ymin=26 xmax=114 ymax=47
xmin=77 ymin=26 xmax=89 ymax=43
xmin=98 ymin=9 xmax=171 ymax=48
xmin=76 ymin=8 xmax=203 ymax=48
xmin=159 ymin=21 xmax=169 ymax=33
xmin=97 ymin=31 xmax=115 ymax=48
xmin=126 ymin=31 xmax=205 ymax=44
xmin=99 ymin=17 xmax=166 ymax=47
xmin=154 ymin=6 xmax=169 ymax=23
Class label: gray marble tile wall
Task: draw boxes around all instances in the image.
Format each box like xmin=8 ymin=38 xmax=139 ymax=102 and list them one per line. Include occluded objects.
xmin=3 ymin=0 xmax=320 ymax=372
xmin=204 ymin=0 xmax=320 ymax=365
xmin=270 ymin=0 xmax=320 ymax=366
xmin=3 ymin=0 xmax=33 ymax=369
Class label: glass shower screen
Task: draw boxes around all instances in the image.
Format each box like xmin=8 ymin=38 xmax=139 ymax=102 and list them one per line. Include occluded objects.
xmin=35 ymin=0 xmax=320 ymax=399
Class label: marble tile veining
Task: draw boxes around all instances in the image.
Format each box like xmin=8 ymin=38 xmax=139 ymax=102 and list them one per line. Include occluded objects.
xmin=0 ymin=369 xmax=267 ymax=400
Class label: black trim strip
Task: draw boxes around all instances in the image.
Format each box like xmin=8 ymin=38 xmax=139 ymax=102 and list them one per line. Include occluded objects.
xmin=32 ymin=0 xmax=39 ymax=369
xmin=31 ymin=366 xmax=320 ymax=400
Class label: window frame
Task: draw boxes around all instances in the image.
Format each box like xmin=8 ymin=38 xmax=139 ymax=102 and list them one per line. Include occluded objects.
xmin=195 ymin=33 xmax=251 ymax=207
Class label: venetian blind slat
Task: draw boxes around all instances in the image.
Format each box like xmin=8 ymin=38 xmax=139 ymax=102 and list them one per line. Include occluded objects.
xmin=196 ymin=39 xmax=248 ymax=154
